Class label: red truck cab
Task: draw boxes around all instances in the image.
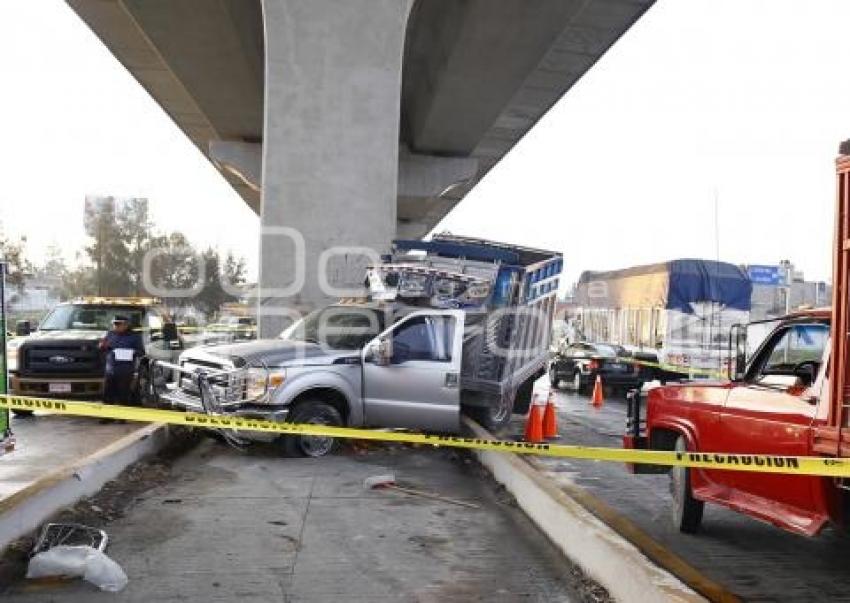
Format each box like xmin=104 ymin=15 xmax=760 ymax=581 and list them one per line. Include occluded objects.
xmin=626 ymin=140 xmax=850 ymax=537
xmin=626 ymin=309 xmax=841 ymax=536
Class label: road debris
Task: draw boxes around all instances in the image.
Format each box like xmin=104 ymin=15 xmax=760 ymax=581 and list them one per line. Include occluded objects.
xmin=363 ymin=473 xmax=479 ymax=509
xmin=25 ymin=522 xmax=127 ymax=592
xmin=32 ymin=523 xmax=108 ymax=555
xmin=27 ymin=545 xmax=128 ymax=592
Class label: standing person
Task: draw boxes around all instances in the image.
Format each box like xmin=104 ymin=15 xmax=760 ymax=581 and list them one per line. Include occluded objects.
xmin=99 ymin=315 xmax=145 ymax=413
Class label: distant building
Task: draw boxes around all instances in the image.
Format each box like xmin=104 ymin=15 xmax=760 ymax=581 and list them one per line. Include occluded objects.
xmin=746 ymin=260 xmax=830 ymax=321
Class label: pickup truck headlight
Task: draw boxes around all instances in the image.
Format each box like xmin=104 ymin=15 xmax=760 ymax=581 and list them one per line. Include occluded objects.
xmin=244 ymin=368 xmax=286 ymax=402
xmin=6 ymin=344 xmax=19 ymax=373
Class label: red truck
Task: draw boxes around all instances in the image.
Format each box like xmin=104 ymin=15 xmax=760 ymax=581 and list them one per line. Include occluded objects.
xmin=625 ymin=139 xmax=850 ymax=537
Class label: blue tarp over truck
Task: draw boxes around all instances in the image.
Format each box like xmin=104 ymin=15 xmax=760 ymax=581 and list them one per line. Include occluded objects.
xmin=574 ymin=258 xmax=752 ymax=377
xmin=576 ymin=259 xmax=752 ymax=313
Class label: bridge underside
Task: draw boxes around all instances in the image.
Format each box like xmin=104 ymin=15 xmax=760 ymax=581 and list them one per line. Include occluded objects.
xmin=67 ymin=0 xmax=652 ymax=238
xmin=66 ymin=0 xmax=652 ymax=333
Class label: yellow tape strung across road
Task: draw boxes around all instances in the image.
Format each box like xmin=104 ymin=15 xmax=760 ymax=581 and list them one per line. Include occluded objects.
xmin=2 ymin=393 xmax=849 ymax=478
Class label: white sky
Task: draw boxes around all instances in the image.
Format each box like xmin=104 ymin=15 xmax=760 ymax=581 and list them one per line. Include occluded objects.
xmin=2 ymin=0 xmax=849 ymax=288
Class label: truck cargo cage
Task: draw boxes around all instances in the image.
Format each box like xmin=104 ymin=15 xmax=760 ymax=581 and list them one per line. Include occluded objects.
xmin=388 ymin=234 xmax=562 ymax=401
xmin=815 ymin=142 xmax=850 ymax=456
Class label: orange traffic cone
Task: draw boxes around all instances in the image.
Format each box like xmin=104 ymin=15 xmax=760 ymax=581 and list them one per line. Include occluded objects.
xmin=524 ymin=399 xmax=544 ymax=443
xmin=591 ymin=375 xmax=604 ymax=408
xmin=523 ymin=393 xmax=537 ymax=441
xmin=543 ymin=391 xmax=558 ymax=439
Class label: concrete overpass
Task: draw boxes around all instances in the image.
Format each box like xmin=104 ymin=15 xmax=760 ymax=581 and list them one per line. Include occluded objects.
xmin=66 ymin=0 xmax=653 ymax=334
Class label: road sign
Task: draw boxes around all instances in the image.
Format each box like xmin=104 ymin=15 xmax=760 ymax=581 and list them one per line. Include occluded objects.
xmin=747 ymin=264 xmax=783 ymax=286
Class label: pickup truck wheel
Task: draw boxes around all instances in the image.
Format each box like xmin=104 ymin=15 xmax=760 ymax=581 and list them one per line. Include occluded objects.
xmin=670 ymin=436 xmax=704 ymax=533
xmin=283 ymin=400 xmax=343 ymax=458
xmin=549 ymin=370 xmax=560 ymax=390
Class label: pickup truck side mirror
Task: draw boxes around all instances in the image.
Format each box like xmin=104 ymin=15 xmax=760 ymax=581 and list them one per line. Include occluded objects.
xmin=15 ymin=320 xmax=31 ymax=337
xmin=366 ymin=336 xmax=393 ymax=366
xmin=793 ymin=361 xmax=818 ymax=387
xmin=728 ymin=324 xmax=747 ymax=381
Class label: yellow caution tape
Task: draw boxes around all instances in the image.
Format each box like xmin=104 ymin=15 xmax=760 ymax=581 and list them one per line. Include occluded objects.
xmin=1 ymin=393 xmax=848 ymax=477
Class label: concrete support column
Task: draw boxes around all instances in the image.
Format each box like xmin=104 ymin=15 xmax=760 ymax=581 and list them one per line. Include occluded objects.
xmin=259 ymin=0 xmax=414 ymax=337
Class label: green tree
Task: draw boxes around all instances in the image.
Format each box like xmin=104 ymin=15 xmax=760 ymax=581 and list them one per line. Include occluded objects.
xmin=145 ymin=232 xmax=201 ymax=309
xmin=61 ymin=264 xmax=97 ymax=300
xmin=118 ymin=198 xmax=154 ymax=296
xmin=223 ymin=252 xmax=247 ymax=293
xmin=83 ymin=196 xmax=131 ymax=296
xmin=39 ymin=244 xmax=69 ymax=300
xmin=0 ymin=234 xmax=32 ymax=292
xmin=194 ymin=248 xmax=247 ymax=318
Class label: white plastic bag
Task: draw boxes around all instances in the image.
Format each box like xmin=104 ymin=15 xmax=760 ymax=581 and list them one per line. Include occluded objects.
xmin=27 ymin=545 xmax=128 ymax=592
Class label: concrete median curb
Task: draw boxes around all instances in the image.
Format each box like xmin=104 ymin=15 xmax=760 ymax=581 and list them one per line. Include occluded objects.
xmin=0 ymin=423 xmax=171 ymax=552
xmin=464 ymin=418 xmax=707 ymax=603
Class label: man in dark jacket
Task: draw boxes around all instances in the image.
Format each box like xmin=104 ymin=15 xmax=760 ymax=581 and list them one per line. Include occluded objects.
xmin=99 ymin=315 xmax=145 ymax=408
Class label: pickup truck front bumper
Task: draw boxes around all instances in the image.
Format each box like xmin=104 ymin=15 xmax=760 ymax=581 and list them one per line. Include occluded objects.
xmin=158 ymin=384 xmax=290 ymax=443
xmin=623 ymin=388 xmax=669 ymax=475
xmin=10 ymin=374 xmax=104 ymax=398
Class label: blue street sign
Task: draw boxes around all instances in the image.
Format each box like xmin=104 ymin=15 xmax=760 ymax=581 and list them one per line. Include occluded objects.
xmin=747 ymin=265 xmax=783 ymax=286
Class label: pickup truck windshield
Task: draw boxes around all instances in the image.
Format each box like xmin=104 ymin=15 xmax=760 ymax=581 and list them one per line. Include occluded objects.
xmin=283 ymin=307 xmax=384 ymax=350
xmin=763 ymin=323 xmax=828 ymax=373
xmin=39 ymin=306 xmax=144 ymax=331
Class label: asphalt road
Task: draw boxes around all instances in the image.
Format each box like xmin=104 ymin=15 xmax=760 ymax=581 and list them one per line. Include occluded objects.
xmin=522 ymin=382 xmax=850 ymax=602
xmin=3 ymin=437 xmax=595 ymax=602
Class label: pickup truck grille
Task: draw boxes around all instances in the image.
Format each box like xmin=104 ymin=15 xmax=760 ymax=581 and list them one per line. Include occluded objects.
xmin=20 ymin=343 xmax=102 ymax=376
xmin=179 ymin=360 xmax=247 ymax=405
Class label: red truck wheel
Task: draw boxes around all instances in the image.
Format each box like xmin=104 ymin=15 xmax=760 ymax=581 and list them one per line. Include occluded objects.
xmin=671 ymin=436 xmax=704 ymax=533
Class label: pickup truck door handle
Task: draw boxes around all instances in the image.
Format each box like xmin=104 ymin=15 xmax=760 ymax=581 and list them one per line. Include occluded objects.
xmin=445 ymin=372 xmax=459 ymax=388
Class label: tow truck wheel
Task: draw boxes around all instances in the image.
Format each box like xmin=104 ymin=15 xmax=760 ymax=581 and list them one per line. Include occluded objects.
xmin=670 ymin=436 xmax=704 ymax=533
xmin=282 ymin=400 xmax=343 ymax=458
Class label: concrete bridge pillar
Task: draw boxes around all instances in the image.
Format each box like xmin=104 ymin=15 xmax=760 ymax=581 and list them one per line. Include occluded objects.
xmin=259 ymin=0 xmax=414 ymax=337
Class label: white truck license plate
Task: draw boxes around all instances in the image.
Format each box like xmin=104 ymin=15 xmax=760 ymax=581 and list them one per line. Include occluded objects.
xmin=49 ymin=383 xmax=72 ymax=393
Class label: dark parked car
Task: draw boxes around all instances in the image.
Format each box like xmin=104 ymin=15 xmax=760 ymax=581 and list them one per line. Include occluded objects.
xmin=549 ymin=342 xmax=648 ymax=395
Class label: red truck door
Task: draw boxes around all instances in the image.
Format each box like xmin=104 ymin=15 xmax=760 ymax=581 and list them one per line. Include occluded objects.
xmin=719 ymin=322 xmax=831 ymax=535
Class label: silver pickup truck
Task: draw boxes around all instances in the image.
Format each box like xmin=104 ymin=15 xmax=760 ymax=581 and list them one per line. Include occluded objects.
xmin=157 ymin=235 xmax=562 ymax=456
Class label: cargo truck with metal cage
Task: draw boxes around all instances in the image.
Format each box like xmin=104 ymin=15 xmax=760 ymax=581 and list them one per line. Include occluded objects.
xmin=154 ymin=235 xmax=562 ymax=456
